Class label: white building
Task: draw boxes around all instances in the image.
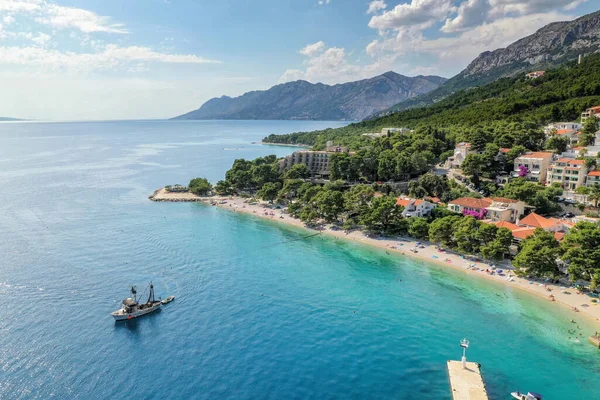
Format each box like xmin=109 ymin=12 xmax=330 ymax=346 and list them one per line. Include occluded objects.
xmin=447 ymin=142 xmax=473 ymax=169
xmin=396 ymin=198 xmax=436 ymax=218
xmin=513 ymin=152 xmax=554 ymax=183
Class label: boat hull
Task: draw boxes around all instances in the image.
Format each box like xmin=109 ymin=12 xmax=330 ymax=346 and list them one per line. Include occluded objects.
xmin=112 ymin=303 xmax=161 ymax=321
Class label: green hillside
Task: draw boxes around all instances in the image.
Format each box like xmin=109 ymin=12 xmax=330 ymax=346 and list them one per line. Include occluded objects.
xmin=264 ymin=55 xmax=600 ymax=150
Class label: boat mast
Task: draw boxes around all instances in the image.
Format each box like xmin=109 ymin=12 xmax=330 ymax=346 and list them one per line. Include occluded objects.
xmin=131 ymin=286 xmax=137 ymax=303
xmin=148 ymin=282 xmax=155 ymax=304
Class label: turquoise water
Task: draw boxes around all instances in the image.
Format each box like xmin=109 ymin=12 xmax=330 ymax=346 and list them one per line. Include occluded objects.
xmin=0 ymin=120 xmax=599 ymax=399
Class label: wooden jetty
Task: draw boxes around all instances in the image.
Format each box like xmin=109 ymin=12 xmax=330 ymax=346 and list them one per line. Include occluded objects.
xmin=447 ymin=360 xmax=489 ymax=400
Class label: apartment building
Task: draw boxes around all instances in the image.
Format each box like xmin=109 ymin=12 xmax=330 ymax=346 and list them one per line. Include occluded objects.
xmin=586 ymin=170 xmax=600 ymax=187
xmin=582 ymin=106 xmax=600 ymax=123
xmin=278 ymin=143 xmax=351 ymax=178
xmin=513 ymin=152 xmax=554 ymax=183
xmin=547 ymin=158 xmax=588 ymax=190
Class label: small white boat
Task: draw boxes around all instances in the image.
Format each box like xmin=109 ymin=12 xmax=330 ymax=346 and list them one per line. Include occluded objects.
xmin=161 ymin=295 xmax=175 ymax=305
xmin=112 ymin=283 xmax=162 ymax=321
xmin=511 ymin=391 xmax=543 ymax=400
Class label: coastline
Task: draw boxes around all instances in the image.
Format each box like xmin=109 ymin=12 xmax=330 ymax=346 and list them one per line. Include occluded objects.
xmin=260 ymin=142 xmax=311 ymax=148
xmin=151 ymin=189 xmax=600 ymax=331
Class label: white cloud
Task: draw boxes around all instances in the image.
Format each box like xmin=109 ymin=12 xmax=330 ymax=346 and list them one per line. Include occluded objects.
xmin=318 ymin=0 xmax=331 ymax=5
xmin=367 ymin=1 xmax=387 ymax=14
xmin=299 ymin=41 xmax=325 ymax=56
xmin=441 ymin=0 xmax=490 ymax=33
xmin=3 ymin=15 xmax=15 ymax=24
xmin=0 ymin=0 xmax=128 ymax=33
xmin=37 ymin=4 xmax=127 ymax=33
xmin=280 ymin=42 xmax=394 ymax=84
xmin=368 ymin=0 xmax=454 ymax=31
xmin=489 ymin=0 xmax=588 ymax=17
xmin=0 ymin=44 xmax=221 ymax=70
xmin=0 ymin=0 xmax=42 ymax=13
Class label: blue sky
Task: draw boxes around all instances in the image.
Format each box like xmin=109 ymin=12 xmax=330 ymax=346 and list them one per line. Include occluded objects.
xmin=0 ymin=0 xmax=597 ymax=120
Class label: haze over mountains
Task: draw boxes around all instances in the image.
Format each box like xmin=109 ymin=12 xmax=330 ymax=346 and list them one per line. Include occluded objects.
xmin=372 ymin=10 xmax=600 ymax=117
xmin=173 ymin=72 xmax=446 ymax=121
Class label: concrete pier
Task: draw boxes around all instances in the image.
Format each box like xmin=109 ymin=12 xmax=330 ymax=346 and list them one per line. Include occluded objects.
xmin=447 ymin=360 xmax=489 ymax=400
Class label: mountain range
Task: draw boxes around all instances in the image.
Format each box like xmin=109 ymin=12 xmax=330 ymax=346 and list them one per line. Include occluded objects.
xmin=371 ymin=10 xmax=600 ymax=117
xmin=173 ymin=72 xmax=446 ymax=121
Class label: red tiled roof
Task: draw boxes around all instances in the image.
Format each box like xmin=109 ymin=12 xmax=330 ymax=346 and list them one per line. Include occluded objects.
xmin=555 ymin=158 xmax=574 ymax=163
xmin=556 ymin=129 xmax=575 ymax=135
xmin=588 ymin=171 xmax=600 ymax=177
xmin=428 ymin=197 xmax=441 ymax=204
xmin=512 ymin=227 xmax=537 ymax=240
xmin=499 ymin=148 xmax=511 ymax=153
xmin=490 ymin=220 xmax=520 ymax=231
xmin=554 ymin=232 xmax=566 ymax=241
xmin=449 ymin=197 xmax=492 ymax=209
xmin=518 ymin=152 xmax=554 ymax=159
xmin=588 ymin=106 xmax=600 ymax=112
xmin=396 ymin=198 xmax=411 ymax=207
xmin=491 ymin=197 xmax=519 ymax=204
xmin=567 ymin=159 xmax=585 ymax=165
xmin=414 ymin=200 xmax=423 ymax=206
xmin=519 ymin=213 xmax=557 ymax=229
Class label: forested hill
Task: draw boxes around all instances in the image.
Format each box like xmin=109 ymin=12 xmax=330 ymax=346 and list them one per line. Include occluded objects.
xmin=370 ymin=10 xmax=600 ymax=118
xmin=263 ymin=54 xmax=600 ymax=149
xmin=173 ymin=72 xmax=446 ymax=121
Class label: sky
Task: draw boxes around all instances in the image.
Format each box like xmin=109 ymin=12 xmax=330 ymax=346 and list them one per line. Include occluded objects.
xmin=0 ymin=0 xmax=597 ymax=120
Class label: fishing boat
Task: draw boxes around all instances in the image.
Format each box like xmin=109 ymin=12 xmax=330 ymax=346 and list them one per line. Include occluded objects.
xmin=111 ymin=283 xmax=161 ymax=321
xmin=511 ymin=391 xmax=543 ymax=400
xmin=161 ymin=295 xmax=175 ymax=305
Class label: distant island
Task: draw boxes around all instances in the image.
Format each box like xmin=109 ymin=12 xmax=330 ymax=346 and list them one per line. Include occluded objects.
xmin=0 ymin=117 xmax=24 ymax=121
xmin=172 ymin=72 xmax=446 ymax=121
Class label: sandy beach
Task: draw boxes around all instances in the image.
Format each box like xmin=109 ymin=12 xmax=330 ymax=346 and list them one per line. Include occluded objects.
xmin=153 ymin=189 xmax=600 ymax=331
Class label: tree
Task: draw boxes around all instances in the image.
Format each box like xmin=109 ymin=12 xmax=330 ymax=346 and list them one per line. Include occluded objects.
xmin=454 ymin=217 xmax=482 ymax=254
xmin=284 ymin=164 xmax=311 ymax=180
xmin=257 ymin=182 xmax=281 ymax=202
xmin=429 ymin=215 xmax=461 ymax=248
xmin=545 ymin=135 xmax=568 ymax=153
xmin=359 ymin=195 xmax=403 ymax=233
xmin=279 ymin=179 xmax=305 ymax=201
xmin=561 ymin=222 xmax=600 ymax=288
xmin=343 ymin=185 xmax=375 ymax=216
xmin=408 ymin=218 xmax=430 ymax=240
xmin=188 ymin=177 xmax=213 ymax=196
xmin=214 ymin=180 xmax=234 ymax=196
xmin=461 ymin=153 xmax=484 ymax=186
xmin=315 ymin=190 xmax=345 ymax=223
xmin=498 ymin=178 xmax=561 ymax=214
xmin=480 ymin=227 xmax=512 ymax=260
xmin=513 ymin=229 xmax=560 ymax=278
xmin=581 ymin=117 xmax=598 ymax=146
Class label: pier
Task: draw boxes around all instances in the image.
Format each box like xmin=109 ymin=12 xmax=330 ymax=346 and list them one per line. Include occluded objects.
xmin=447 ymin=360 xmax=489 ymax=400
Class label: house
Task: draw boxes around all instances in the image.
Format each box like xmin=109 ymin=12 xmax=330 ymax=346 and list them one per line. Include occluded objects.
xmin=553 ymin=129 xmax=580 ymax=146
xmin=447 ymin=197 xmax=524 ymax=223
xmin=447 ymin=197 xmax=492 ymax=218
xmin=544 ymin=122 xmax=582 ymax=134
xmin=396 ymin=198 xmax=436 ymax=218
xmin=513 ymin=152 xmax=554 ymax=182
xmin=526 ymin=71 xmax=545 ymax=79
xmin=586 ymin=170 xmax=600 ymax=187
xmin=582 ymin=106 xmax=600 ymax=123
xmin=447 ymin=142 xmax=473 ymax=169
xmin=485 ymin=197 xmax=525 ymax=223
xmin=547 ymin=158 xmax=588 ymax=190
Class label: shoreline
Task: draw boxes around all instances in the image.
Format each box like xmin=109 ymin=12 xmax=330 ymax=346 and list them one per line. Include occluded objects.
xmin=260 ymin=142 xmax=311 ymax=148
xmin=151 ymin=189 xmax=600 ymax=331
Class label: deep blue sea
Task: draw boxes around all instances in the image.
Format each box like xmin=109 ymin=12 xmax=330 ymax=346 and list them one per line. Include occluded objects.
xmin=0 ymin=120 xmax=599 ymax=400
